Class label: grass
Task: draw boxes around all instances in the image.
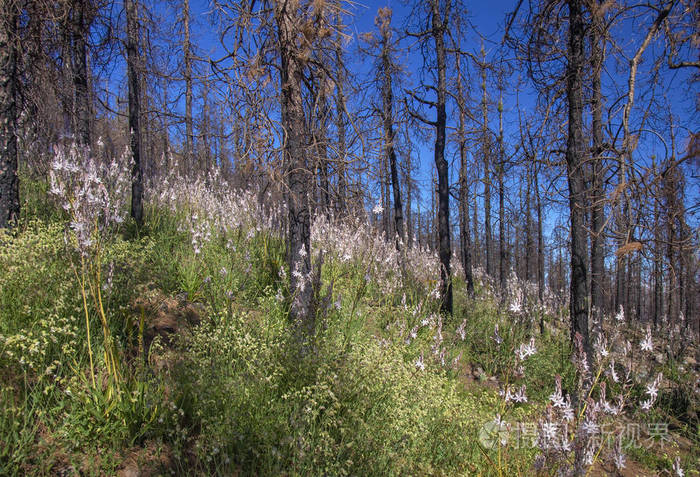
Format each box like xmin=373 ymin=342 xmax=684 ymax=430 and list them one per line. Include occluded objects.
xmin=0 ymin=180 xmax=697 ymax=476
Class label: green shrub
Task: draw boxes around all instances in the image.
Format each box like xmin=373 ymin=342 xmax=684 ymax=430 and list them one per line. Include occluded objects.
xmin=165 ymin=296 xmax=534 ymax=476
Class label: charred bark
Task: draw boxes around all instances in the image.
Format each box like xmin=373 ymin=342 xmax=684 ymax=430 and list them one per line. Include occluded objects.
xmin=126 ymin=0 xmax=143 ymax=226
xmin=377 ymin=8 xmax=404 ymax=248
xmin=589 ymin=0 xmax=605 ymax=322
xmin=71 ymin=0 xmax=91 ymax=145
xmin=0 ymin=1 xmax=19 ymax=228
xmin=566 ymin=0 xmax=590 ymax=358
xmin=456 ymin=56 xmax=474 ymax=296
xmin=431 ymin=0 xmax=452 ymax=314
xmin=275 ymin=1 xmax=314 ymax=339
xmin=480 ymin=56 xmax=493 ymax=278
xmin=497 ymin=95 xmax=506 ymax=293
xmin=334 ymin=27 xmax=347 ymax=216
xmin=183 ymin=0 xmax=193 ymax=161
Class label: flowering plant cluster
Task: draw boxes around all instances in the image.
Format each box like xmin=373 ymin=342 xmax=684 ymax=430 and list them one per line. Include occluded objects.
xmin=49 ymin=142 xmax=131 ymax=256
xmin=48 ymin=141 xmax=133 ymax=390
xmin=531 ymin=309 xmax=685 ymax=475
xmin=146 ymin=163 xmax=450 ymax=327
xmin=41 ymin=145 xmax=692 ymax=476
xmin=148 ymin=156 xmax=284 ymax=244
xmin=311 ymin=215 xmax=441 ymax=297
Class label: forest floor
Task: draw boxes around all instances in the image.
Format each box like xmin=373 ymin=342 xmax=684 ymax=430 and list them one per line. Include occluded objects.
xmin=0 ymin=181 xmax=697 ymax=476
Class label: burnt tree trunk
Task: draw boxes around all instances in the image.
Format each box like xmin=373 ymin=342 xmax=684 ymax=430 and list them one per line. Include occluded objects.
xmin=201 ymin=86 xmax=212 ymax=174
xmin=589 ymin=0 xmax=605 ymax=322
xmin=275 ymin=1 xmax=314 ymax=339
xmin=380 ymin=155 xmax=389 ymax=236
xmin=664 ymin=164 xmax=682 ymax=326
xmin=614 ymin=207 xmax=626 ymax=315
xmin=525 ymin=163 xmax=535 ymax=283
xmin=456 ymin=56 xmax=474 ymax=296
xmin=71 ymin=0 xmax=91 ymax=145
xmin=377 ymin=9 xmax=403 ymax=247
xmin=535 ymin=166 xmax=544 ymax=303
xmin=405 ymin=143 xmax=413 ymax=247
xmin=459 ymin=145 xmax=473 ymax=296
xmin=0 ymin=1 xmax=19 ymax=228
xmin=480 ymin=55 xmax=493 ymax=278
xmin=431 ymin=0 xmax=452 ymax=314
xmin=653 ymin=185 xmax=663 ymax=328
xmin=312 ymin=77 xmax=331 ymax=217
xmin=183 ymin=0 xmax=193 ymax=162
xmin=334 ymin=26 xmax=347 ymax=216
xmin=535 ymin=163 xmax=545 ymax=335
xmin=566 ymin=0 xmax=590 ymax=358
xmin=498 ymin=95 xmax=506 ymax=293
xmin=126 ymin=0 xmax=143 ymax=226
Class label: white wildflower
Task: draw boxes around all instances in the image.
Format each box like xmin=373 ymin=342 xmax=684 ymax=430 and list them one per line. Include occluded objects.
xmin=615 ymin=305 xmax=625 ymax=322
xmin=540 ymin=422 xmax=558 ymax=441
xmin=415 ymin=352 xmax=425 ymax=371
xmin=673 ymin=457 xmax=684 ymax=477
xmin=640 ymin=326 xmax=653 ymax=352
xmin=492 ymin=324 xmax=503 ymax=345
xmin=609 ymin=359 xmax=619 ymax=383
xmin=581 ymin=419 xmax=599 ymax=435
xmin=516 ymin=337 xmax=537 ymax=361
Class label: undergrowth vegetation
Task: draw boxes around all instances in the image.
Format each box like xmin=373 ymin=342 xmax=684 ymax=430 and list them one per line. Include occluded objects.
xmin=0 ymin=161 xmax=697 ymax=476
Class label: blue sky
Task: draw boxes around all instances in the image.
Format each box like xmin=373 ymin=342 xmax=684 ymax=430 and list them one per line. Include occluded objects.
xmin=137 ymin=1 xmax=697 ymax=240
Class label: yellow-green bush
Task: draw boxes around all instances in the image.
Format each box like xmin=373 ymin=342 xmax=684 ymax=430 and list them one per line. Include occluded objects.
xmin=167 ymin=297 xmax=533 ymax=476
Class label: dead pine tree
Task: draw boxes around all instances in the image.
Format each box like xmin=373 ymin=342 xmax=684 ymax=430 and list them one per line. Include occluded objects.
xmin=588 ymin=0 xmax=607 ymax=324
xmin=478 ymin=45 xmax=495 ymax=279
xmin=565 ymin=0 xmax=591 ymax=365
xmin=181 ymin=0 xmax=194 ymax=168
xmin=62 ymin=0 xmax=93 ymax=146
xmin=497 ymin=87 xmax=507 ymax=296
xmin=125 ymin=0 xmax=143 ymax=227
xmin=0 ymin=0 xmax=20 ymax=229
xmin=405 ymin=0 xmax=464 ymax=315
xmin=360 ymin=7 xmax=405 ymax=249
xmin=333 ymin=14 xmax=348 ymax=217
xmin=454 ymin=53 xmax=474 ymax=296
xmin=275 ymin=2 xmax=314 ymax=339
xmin=377 ymin=9 xmax=404 ymax=249
xmin=268 ymin=0 xmax=345 ymax=343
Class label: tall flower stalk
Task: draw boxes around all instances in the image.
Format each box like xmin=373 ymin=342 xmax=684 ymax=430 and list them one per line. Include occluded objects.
xmin=49 ymin=142 xmax=131 ymax=393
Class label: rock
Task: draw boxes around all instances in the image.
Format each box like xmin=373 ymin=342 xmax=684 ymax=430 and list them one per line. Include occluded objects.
xmin=118 ymin=464 xmax=140 ymax=477
xmin=132 ymin=292 xmax=202 ymax=355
